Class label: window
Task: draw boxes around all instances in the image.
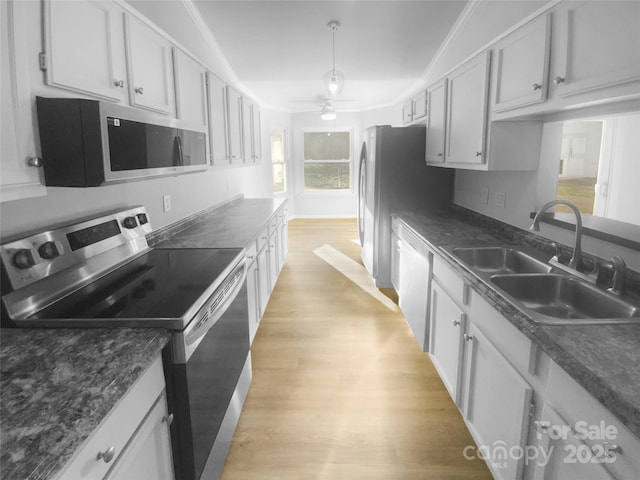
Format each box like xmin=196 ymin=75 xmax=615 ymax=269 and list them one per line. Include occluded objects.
xmin=271 ymin=130 xmax=286 ymax=194
xmin=303 ymin=131 xmax=351 ymax=190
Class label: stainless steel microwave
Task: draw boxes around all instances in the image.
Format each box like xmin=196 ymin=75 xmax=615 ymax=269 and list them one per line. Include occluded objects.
xmin=36 ymin=97 xmax=208 ymax=187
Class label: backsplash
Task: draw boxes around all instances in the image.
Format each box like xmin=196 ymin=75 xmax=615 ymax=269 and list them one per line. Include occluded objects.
xmin=451 ymin=205 xmax=640 ymax=300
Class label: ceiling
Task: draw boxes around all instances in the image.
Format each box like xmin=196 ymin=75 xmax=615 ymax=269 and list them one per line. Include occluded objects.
xmin=191 ymin=0 xmax=469 ymax=112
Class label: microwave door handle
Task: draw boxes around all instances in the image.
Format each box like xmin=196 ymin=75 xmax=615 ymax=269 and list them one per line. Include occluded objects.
xmin=174 ymin=135 xmax=184 ymax=166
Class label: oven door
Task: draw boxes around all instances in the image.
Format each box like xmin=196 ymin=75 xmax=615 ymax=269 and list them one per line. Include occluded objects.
xmin=165 ymin=263 xmax=251 ymax=480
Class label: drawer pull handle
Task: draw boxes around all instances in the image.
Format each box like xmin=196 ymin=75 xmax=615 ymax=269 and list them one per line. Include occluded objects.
xmin=114 ymin=79 xmax=124 ymax=88
xmin=28 ymin=157 xmax=43 ymax=167
xmin=553 ymin=76 xmax=565 ymax=85
xmin=534 ymin=420 xmax=550 ymax=433
xmin=463 ymin=333 xmax=473 ymax=342
xmin=163 ymin=413 xmax=174 ymax=426
xmin=532 ymin=83 xmax=542 ymax=91
xmin=97 ymin=446 xmax=116 ymax=463
xmin=452 ymin=319 xmax=460 ymax=327
xmin=134 ymin=86 xmax=144 ymax=95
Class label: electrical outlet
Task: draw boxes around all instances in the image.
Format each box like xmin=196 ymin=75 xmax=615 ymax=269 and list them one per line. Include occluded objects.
xmin=480 ymin=188 xmax=489 ymax=204
xmin=495 ymin=191 xmax=506 ymax=208
xmin=163 ymin=194 xmax=171 ymax=212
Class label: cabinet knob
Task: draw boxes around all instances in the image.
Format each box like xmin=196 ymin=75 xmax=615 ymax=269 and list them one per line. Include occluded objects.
xmin=134 ymin=86 xmax=144 ymax=95
xmin=463 ymin=333 xmax=473 ymax=342
xmin=475 ymin=152 xmax=482 ymax=157
xmin=27 ymin=157 xmax=43 ymax=167
xmin=96 ymin=446 xmax=116 ymax=463
xmin=437 ymin=153 xmax=443 ymax=157
xmin=534 ymin=420 xmax=550 ymax=433
xmin=114 ymin=79 xmax=124 ymax=88
xmin=162 ymin=413 xmax=174 ymax=426
xmin=532 ymin=83 xmax=542 ymax=91
xmin=452 ymin=319 xmax=460 ymax=327
xmin=553 ymin=76 xmax=565 ymax=85
xmin=603 ymin=442 xmax=622 ymax=457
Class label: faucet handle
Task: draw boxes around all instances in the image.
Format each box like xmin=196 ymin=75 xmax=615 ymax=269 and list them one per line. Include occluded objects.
xmin=607 ymin=256 xmax=626 ymax=296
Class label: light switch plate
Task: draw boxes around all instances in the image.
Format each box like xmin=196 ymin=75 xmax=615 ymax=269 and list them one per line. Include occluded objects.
xmin=495 ymin=191 xmax=506 ymax=208
xmin=163 ymin=194 xmax=172 ymax=212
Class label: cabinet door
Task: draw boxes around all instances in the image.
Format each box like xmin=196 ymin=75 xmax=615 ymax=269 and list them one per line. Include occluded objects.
xmin=425 ymin=79 xmax=447 ymax=164
xmin=246 ymin=257 xmax=260 ymax=345
xmin=446 ymin=52 xmax=490 ymax=165
xmin=44 ymin=0 xmax=127 ymax=102
xmin=267 ymin=231 xmax=279 ymax=291
xmin=104 ymin=393 xmax=175 ymax=480
xmin=553 ymin=0 xmax=640 ymax=97
xmin=412 ymin=91 xmax=427 ymax=120
xmin=207 ymin=73 xmax=229 ymax=165
xmin=402 ymin=99 xmax=413 ymax=123
xmin=173 ymin=49 xmax=207 ymax=128
xmin=429 ymin=281 xmax=465 ymax=404
xmin=1 ymin=0 xmax=46 ymax=203
xmin=531 ymin=404 xmax=614 ymax=480
xmin=493 ymin=14 xmax=550 ymax=112
xmin=256 ymin=245 xmax=269 ymax=318
xmin=225 ymin=85 xmax=243 ymax=164
xmin=398 ymin=239 xmax=430 ymax=351
xmin=241 ymin=97 xmax=253 ymax=162
xmin=125 ymin=15 xmax=174 ymax=114
xmin=278 ymin=213 xmax=288 ymax=267
xmin=251 ymin=103 xmax=262 ymax=161
xmin=462 ymin=323 xmax=533 ymax=480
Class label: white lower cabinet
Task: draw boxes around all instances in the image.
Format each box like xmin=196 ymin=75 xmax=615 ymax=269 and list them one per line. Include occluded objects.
xmin=429 ymin=281 xmax=465 ymax=405
xmin=246 ymin=243 xmax=260 ymax=345
xmin=530 ymin=403 xmax=614 ymax=480
xmin=104 ymin=392 xmax=175 ymax=480
xmin=462 ymin=323 xmax=533 ymax=480
xmin=56 ymin=356 xmax=173 ymax=480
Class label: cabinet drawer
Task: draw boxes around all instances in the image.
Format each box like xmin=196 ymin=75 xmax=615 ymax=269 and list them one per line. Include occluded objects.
xmin=547 ymin=361 xmax=640 ymax=479
xmin=432 ymin=255 xmax=466 ymax=306
xmin=56 ymin=356 xmax=165 ymax=480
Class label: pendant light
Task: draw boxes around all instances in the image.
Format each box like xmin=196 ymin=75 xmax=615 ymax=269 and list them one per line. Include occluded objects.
xmin=323 ymin=21 xmax=345 ymax=96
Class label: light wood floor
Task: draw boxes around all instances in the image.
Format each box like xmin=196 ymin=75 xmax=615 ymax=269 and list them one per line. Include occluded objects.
xmin=221 ymin=219 xmax=492 ymax=480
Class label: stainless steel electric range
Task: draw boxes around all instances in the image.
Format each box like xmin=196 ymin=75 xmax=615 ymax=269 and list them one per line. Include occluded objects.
xmin=0 ymin=206 xmax=251 ymax=480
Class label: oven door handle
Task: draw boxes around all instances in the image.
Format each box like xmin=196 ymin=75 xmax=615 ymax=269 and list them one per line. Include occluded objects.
xmin=183 ymin=261 xmax=247 ymax=354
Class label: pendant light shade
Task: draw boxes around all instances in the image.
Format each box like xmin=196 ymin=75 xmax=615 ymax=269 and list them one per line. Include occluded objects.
xmin=323 ymin=21 xmax=345 ymax=96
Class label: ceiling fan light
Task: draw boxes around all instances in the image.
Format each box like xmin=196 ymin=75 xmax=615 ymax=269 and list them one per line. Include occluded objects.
xmin=320 ymin=103 xmax=336 ymax=121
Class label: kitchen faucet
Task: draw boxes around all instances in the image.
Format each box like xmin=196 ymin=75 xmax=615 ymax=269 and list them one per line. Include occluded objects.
xmin=530 ymin=199 xmax=583 ymax=270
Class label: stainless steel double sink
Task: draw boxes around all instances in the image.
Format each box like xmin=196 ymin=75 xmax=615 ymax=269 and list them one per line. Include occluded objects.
xmin=442 ymin=246 xmax=640 ymax=325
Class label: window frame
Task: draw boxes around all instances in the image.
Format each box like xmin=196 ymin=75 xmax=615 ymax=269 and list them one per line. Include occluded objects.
xmin=301 ymin=128 xmax=353 ymax=194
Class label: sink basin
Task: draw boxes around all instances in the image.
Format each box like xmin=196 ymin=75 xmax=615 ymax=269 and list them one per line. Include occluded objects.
xmin=451 ymin=247 xmax=553 ymax=275
xmin=491 ymin=274 xmax=640 ymax=323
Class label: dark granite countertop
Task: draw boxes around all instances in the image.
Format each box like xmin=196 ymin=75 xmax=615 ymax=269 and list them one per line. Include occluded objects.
xmin=0 ymin=328 xmax=170 ymax=480
xmin=150 ymin=197 xmax=287 ymax=249
xmin=392 ymin=209 xmax=640 ymax=442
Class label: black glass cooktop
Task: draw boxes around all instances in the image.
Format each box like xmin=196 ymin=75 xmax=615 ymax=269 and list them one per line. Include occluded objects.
xmin=33 ymin=248 xmax=243 ymax=327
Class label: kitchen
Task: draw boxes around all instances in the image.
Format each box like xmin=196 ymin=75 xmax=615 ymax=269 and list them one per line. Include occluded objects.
xmin=1 ymin=0 xmax=640 ymax=479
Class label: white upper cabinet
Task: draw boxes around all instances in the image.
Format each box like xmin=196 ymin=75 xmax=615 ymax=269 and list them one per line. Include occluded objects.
xmin=241 ymin=96 xmax=252 ymax=162
xmin=445 ymin=51 xmax=490 ymax=166
xmin=207 ymin=73 xmax=229 ymax=165
xmin=124 ymin=15 xmax=175 ymax=114
xmin=492 ymin=13 xmax=551 ymax=112
xmin=425 ymin=79 xmax=447 ymax=164
xmin=402 ymin=91 xmax=427 ymax=124
xmin=251 ymin=103 xmax=262 ymax=161
xmin=1 ymin=0 xmax=46 ymax=203
xmin=173 ymin=48 xmax=207 ymax=128
xmin=43 ymin=0 xmax=128 ymax=103
xmin=225 ymin=85 xmax=243 ymax=164
xmin=552 ymin=0 xmax=640 ymax=98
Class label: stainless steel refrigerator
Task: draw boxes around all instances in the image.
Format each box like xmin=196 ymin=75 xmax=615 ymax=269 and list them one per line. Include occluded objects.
xmin=358 ymin=125 xmax=453 ymax=288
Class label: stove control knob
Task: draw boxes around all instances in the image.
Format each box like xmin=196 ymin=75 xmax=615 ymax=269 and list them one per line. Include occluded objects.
xmin=13 ymin=249 xmax=35 ymax=269
xmin=136 ymin=213 xmax=148 ymax=225
xmin=38 ymin=241 xmax=60 ymax=260
xmin=123 ymin=216 xmax=138 ymax=229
